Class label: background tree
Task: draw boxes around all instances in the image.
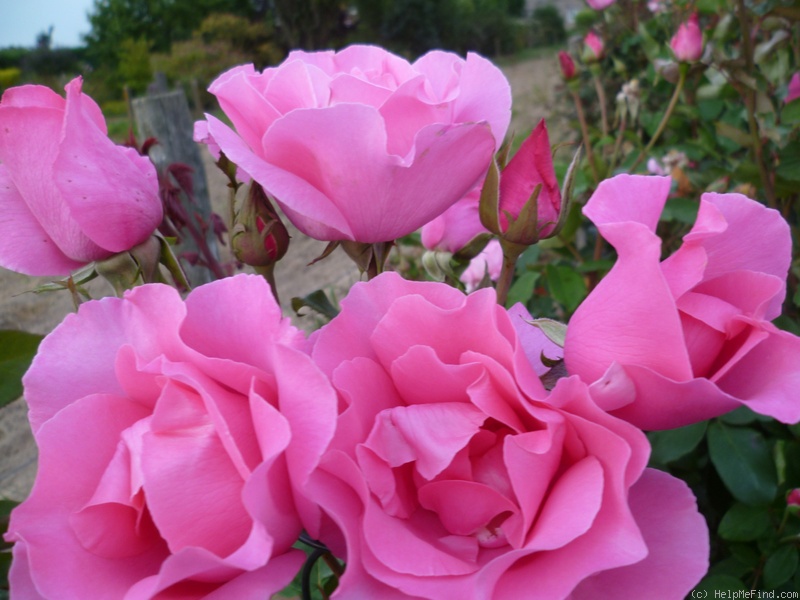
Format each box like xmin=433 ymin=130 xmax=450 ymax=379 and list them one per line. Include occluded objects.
xmin=84 ymin=0 xmax=254 ymax=69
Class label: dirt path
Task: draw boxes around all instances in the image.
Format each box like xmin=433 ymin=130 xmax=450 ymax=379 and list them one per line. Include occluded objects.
xmin=0 ymin=53 xmax=562 ymax=502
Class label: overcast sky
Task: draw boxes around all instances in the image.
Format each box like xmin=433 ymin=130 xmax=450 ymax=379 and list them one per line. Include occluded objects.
xmin=0 ymin=0 xmax=96 ymax=48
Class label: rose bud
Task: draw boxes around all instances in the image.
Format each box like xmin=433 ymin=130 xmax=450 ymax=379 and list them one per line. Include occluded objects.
xmin=670 ymin=13 xmax=704 ymax=63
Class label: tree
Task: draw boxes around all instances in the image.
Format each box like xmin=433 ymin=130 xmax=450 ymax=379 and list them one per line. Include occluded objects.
xmin=84 ymin=0 xmax=253 ymax=69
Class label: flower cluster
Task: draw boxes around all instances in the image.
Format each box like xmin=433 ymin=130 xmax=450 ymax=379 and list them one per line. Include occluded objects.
xmin=3 ymin=42 xmax=798 ymax=600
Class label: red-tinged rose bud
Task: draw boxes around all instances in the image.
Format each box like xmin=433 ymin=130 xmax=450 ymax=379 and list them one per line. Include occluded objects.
xmin=558 ymin=51 xmax=577 ymax=81
xmin=231 ymin=183 xmax=290 ymax=267
xmin=786 ymin=72 xmax=800 ymax=104
xmin=787 ymin=489 xmax=800 ymax=507
xmin=670 ymin=13 xmax=703 ymax=63
xmin=479 ymin=120 xmax=565 ymax=247
xmin=583 ymin=31 xmax=605 ymax=63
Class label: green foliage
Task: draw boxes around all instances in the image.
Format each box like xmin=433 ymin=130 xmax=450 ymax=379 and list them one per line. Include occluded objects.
xmin=530 ymin=5 xmax=566 ymax=47
xmin=150 ymin=13 xmax=284 ymax=108
xmin=354 ymin=0 xmax=532 ymax=58
xmin=0 ymin=330 xmax=43 ymax=409
xmin=84 ymin=0 xmax=254 ymax=68
xmin=117 ymin=38 xmax=152 ymax=94
xmin=271 ymin=0 xmax=351 ymax=50
xmin=0 ymin=68 xmax=21 ymax=93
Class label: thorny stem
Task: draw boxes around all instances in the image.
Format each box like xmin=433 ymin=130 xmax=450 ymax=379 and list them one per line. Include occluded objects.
xmin=569 ymin=88 xmax=600 ymax=183
xmin=736 ymin=0 xmax=777 ymax=209
xmin=630 ymin=65 xmax=687 ymax=173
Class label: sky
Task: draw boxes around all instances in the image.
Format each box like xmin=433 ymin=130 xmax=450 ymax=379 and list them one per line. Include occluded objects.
xmin=0 ymin=0 xmax=96 ymax=48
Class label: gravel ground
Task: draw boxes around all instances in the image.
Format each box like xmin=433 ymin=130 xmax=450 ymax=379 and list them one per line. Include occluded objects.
xmin=0 ymin=52 xmax=563 ymax=502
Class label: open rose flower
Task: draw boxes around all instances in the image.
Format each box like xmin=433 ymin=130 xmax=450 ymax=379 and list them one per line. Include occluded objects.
xmin=5 ymin=275 xmax=336 ymax=599
xmin=303 ymin=272 xmax=708 ymax=599
xmin=421 ymin=187 xmax=487 ymax=254
xmin=564 ymin=175 xmax=800 ymax=430
xmin=0 ymin=77 xmax=162 ymax=276
xmin=586 ymin=0 xmax=616 ymax=9
xmin=198 ymin=45 xmax=511 ymax=243
xmin=460 ymin=238 xmax=503 ymax=292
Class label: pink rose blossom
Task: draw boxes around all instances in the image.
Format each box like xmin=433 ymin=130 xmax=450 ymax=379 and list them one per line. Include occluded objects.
xmin=421 ymin=187 xmax=487 ymax=254
xmin=460 ymin=238 xmax=503 ymax=292
xmin=788 ymin=489 xmax=800 ymax=508
xmin=498 ymin=120 xmax=561 ymax=237
xmin=198 ymin=45 xmax=511 ymax=243
xmin=670 ymin=13 xmax=704 ymax=63
xmin=303 ymin=272 xmax=708 ymax=599
xmin=583 ymin=31 xmax=605 ymax=62
xmin=586 ymin=0 xmax=616 ymax=9
xmin=786 ymin=72 xmax=800 ymax=104
xmin=0 ymin=77 xmax=162 ymax=276
xmin=558 ymin=51 xmax=577 ymax=81
xmin=5 ymin=275 xmax=337 ymax=599
xmin=564 ymin=175 xmax=800 ymax=430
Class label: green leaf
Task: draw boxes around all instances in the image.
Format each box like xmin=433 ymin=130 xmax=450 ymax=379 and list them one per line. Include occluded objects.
xmin=693 ymin=574 xmax=747 ymax=594
xmin=718 ymin=503 xmax=772 ymax=541
xmin=698 ymin=98 xmax=725 ymax=121
xmin=715 ymin=121 xmax=752 ymax=148
xmin=0 ymin=330 xmax=44 ymax=408
xmin=291 ymin=290 xmax=340 ymax=321
xmin=720 ymin=405 xmax=771 ymax=426
xmin=776 ymin=140 xmax=800 ymax=182
xmin=648 ymin=421 xmax=707 ymax=465
xmin=708 ymin=422 xmax=778 ymax=505
xmin=783 ymin=99 xmax=800 ymax=124
xmin=545 ymin=264 xmax=586 ymax=313
xmin=506 ymin=271 xmax=539 ymax=309
xmin=763 ymin=545 xmax=799 ymax=590
xmin=525 ymin=317 xmax=567 ymax=348
xmin=661 ymin=197 xmax=700 ymax=224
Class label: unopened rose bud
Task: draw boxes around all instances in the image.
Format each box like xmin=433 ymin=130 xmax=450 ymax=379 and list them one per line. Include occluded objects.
xmin=479 ymin=120 xmax=563 ymax=247
xmin=582 ymin=31 xmax=605 ymax=63
xmin=788 ymin=489 xmax=800 ymax=507
xmin=786 ymin=72 xmax=800 ymax=104
xmin=231 ymin=183 xmax=290 ymax=267
xmin=558 ymin=51 xmax=577 ymax=81
xmin=670 ymin=13 xmax=703 ymax=62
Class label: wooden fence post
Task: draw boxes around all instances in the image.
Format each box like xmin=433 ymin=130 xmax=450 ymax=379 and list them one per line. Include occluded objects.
xmin=132 ymin=89 xmax=219 ymax=286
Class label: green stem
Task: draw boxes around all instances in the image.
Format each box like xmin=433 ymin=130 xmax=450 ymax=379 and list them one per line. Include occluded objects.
xmin=736 ymin=0 xmax=777 ymax=208
xmin=592 ymin=72 xmax=609 ymax=137
xmin=569 ymin=87 xmax=600 ymax=184
xmin=495 ymin=241 xmax=525 ymax=307
xmin=608 ymin=110 xmax=628 ymax=174
xmin=254 ymin=263 xmax=279 ymax=305
xmin=630 ymin=65 xmax=687 ymax=173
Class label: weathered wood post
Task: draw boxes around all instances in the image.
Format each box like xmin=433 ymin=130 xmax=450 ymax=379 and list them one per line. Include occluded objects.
xmin=132 ymin=87 xmax=220 ymax=286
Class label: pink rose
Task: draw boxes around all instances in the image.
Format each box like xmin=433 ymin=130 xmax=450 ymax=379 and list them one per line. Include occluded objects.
xmin=670 ymin=13 xmax=704 ymax=63
xmin=479 ymin=120 xmax=562 ymax=246
xmin=586 ymin=0 xmax=616 ymax=9
xmin=564 ymin=175 xmax=800 ymax=430
xmin=583 ymin=31 xmax=605 ymax=62
xmin=0 ymin=77 xmax=162 ymax=276
xmin=5 ymin=275 xmax=337 ymax=599
xmin=786 ymin=72 xmax=800 ymax=104
xmin=460 ymin=238 xmax=503 ymax=292
xmin=303 ymin=272 xmax=708 ymax=599
xmin=198 ymin=45 xmax=511 ymax=243
xmin=558 ymin=51 xmax=577 ymax=81
xmin=498 ymin=120 xmax=560 ymax=237
xmin=421 ymin=187 xmax=486 ymax=254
